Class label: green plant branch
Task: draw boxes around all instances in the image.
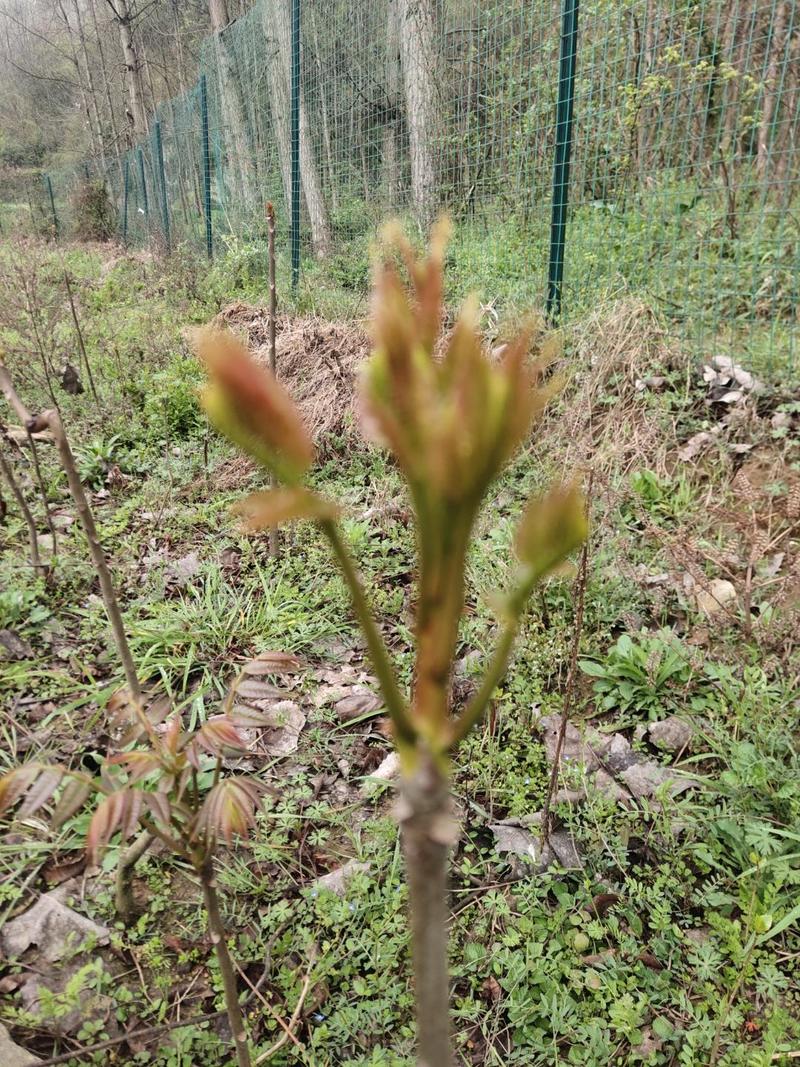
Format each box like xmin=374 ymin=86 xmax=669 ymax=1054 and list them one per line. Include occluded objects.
xmin=319 ymin=518 xmax=416 ymax=748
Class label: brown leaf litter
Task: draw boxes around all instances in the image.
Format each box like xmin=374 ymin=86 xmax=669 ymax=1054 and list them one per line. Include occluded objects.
xmin=212 ymin=303 xmax=371 ymax=472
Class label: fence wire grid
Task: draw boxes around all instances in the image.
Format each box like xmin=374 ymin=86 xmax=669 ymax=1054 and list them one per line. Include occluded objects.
xmin=31 ymin=0 xmax=800 ymax=371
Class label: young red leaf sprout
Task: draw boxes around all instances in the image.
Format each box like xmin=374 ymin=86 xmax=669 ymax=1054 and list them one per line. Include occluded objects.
xmin=0 ymin=698 xmax=263 ymax=1067
xmin=196 ymin=220 xmax=587 ymax=1066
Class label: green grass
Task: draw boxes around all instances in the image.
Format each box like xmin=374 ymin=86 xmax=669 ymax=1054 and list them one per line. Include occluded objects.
xmin=0 ymin=237 xmax=798 ymax=1065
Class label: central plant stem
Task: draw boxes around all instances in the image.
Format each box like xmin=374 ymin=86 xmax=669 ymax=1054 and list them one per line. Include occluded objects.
xmin=401 ymin=753 xmax=455 ymax=1067
xmin=198 ymin=858 xmax=251 ymax=1067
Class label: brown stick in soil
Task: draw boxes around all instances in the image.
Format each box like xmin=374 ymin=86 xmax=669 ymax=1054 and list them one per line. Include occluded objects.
xmin=63 ymin=271 xmax=100 ymax=404
xmin=37 ymin=408 xmax=141 ymax=703
xmin=0 ymin=363 xmax=57 ymax=556
xmin=266 ymin=202 xmax=279 ymax=559
xmin=199 ymin=858 xmax=252 ymax=1067
xmin=0 ymin=438 xmax=43 ymax=571
xmin=540 ymin=486 xmax=592 ymax=843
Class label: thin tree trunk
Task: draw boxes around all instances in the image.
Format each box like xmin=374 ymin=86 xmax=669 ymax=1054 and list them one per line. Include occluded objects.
xmin=72 ymin=0 xmax=107 ymax=172
xmin=198 ymin=859 xmax=251 ymax=1067
xmin=58 ymin=0 xmax=103 ymax=163
xmin=262 ymin=0 xmax=332 ymax=256
xmin=382 ymin=2 xmax=402 ymax=208
xmin=757 ymin=1 xmax=791 ymax=178
xmin=266 ymin=203 xmax=279 ymax=559
xmin=400 ymin=754 xmax=454 ymax=1067
xmin=774 ymin=28 xmax=799 ymax=190
xmin=63 ymin=272 xmax=100 ymax=406
xmin=0 ymin=364 xmax=57 ymax=559
xmin=398 ymin=0 xmax=441 ymax=228
xmin=89 ymin=0 xmax=124 ymax=170
xmin=107 ymin=0 xmax=148 ymax=137
xmin=0 ymin=442 xmax=42 ymax=572
xmin=308 ymin=6 xmax=337 ymax=211
xmin=208 ymin=0 xmax=257 ymax=217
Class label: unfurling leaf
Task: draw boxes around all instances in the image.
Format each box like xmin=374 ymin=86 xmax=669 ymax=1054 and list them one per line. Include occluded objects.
xmin=87 ymin=790 xmax=142 ymax=862
xmin=361 ymin=219 xmax=559 ymax=505
xmin=17 ymin=766 xmax=66 ymax=817
xmin=234 ymin=487 xmax=339 ymax=531
xmin=196 ymin=716 xmax=248 ymax=756
xmin=107 ymin=751 xmax=163 ymax=784
xmin=51 ymin=776 xmax=93 ymax=828
xmin=515 ymin=483 xmax=588 ymax=582
xmin=143 ymin=790 xmax=172 ymax=829
xmin=193 ymin=327 xmax=313 ymax=481
xmin=194 ymin=777 xmax=262 ymax=845
xmin=0 ymin=763 xmax=59 ymax=810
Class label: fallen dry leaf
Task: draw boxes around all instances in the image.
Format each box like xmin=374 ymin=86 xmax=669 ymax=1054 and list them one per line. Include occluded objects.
xmin=242 ymin=650 xmax=303 ymax=675
xmin=335 ymin=688 xmax=383 ymax=721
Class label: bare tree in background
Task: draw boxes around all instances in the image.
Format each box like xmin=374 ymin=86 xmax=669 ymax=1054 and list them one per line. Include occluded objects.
xmin=208 ymin=0 xmax=257 ymax=215
xmin=104 ymin=0 xmax=148 ymax=137
xmin=261 ymin=0 xmax=331 ymax=256
xmin=382 ymin=2 xmax=402 ymax=208
xmin=398 ymin=0 xmax=441 ymax=227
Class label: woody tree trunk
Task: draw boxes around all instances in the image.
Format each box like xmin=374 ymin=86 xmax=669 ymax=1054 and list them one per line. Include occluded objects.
xmin=208 ymin=0 xmax=257 ymax=217
xmin=398 ymin=0 xmax=441 ymax=228
xmin=382 ymin=2 xmax=402 ymax=208
xmin=261 ymin=0 xmax=332 ymax=257
xmin=757 ymin=1 xmax=792 ymax=179
xmin=105 ymin=0 xmax=148 ymax=138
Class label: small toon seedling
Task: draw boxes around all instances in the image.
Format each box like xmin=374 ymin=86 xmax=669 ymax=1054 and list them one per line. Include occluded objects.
xmin=0 ymin=685 xmax=270 ymax=1067
xmin=195 ymin=218 xmax=587 ymax=1066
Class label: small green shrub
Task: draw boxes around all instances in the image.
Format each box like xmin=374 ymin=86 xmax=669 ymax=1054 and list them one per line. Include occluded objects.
xmin=71 ymin=180 xmax=116 ymax=241
xmin=580 ymin=631 xmax=709 ymax=722
xmin=144 ymin=358 xmax=205 ymax=441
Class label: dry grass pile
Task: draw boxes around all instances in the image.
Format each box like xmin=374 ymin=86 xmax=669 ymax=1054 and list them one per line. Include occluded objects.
xmin=214 ymin=302 xmax=371 ymax=446
xmin=548 ymin=298 xmax=681 ymax=476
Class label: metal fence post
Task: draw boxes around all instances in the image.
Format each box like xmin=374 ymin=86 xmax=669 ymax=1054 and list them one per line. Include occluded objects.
xmin=199 ymin=74 xmax=213 ymax=260
xmin=122 ymin=158 xmax=130 ymax=246
xmin=290 ymin=0 xmax=301 ymax=290
xmin=45 ymin=175 xmax=59 ymax=239
xmin=546 ymin=0 xmax=580 ymax=322
xmin=154 ymin=120 xmax=171 ymax=254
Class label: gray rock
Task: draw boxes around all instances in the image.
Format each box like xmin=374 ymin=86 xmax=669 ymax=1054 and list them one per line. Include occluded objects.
xmin=0 ymin=1023 xmax=40 ymax=1066
xmin=548 ymin=832 xmax=582 ymax=870
xmin=648 ymin=715 xmax=693 ymax=754
xmin=1 ymin=886 xmax=110 ymax=963
xmin=620 ymin=762 xmax=695 ymax=799
xmin=539 ymin=715 xmax=603 ymax=771
xmin=312 ymin=860 xmax=371 ymax=897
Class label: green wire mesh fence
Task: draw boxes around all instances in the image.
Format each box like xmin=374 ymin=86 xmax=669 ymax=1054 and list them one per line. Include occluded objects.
xmin=30 ymin=0 xmax=800 ymax=371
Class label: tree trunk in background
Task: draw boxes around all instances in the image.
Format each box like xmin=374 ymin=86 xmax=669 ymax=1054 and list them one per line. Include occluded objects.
xmin=308 ymin=6 xmax=337 ymax=211
xmin=382 ymin=2 xmax=402 ymax=208
xmin=70 ymin=0 xmax=108 ymax=171
xmin=773 ymin=26 xmax=799 ymax=192
xmin=89 ymin=0 xmax=123 ymax=170
xmin=398 ymin=0 xmax=441 ymax=228
xmin=57 ymin=1 xmax=103 ymax=163
xmin=208 ymin=0 xmax=257 ymax=217
xmin=757 ymin=0 xmax=791 ymax=178
xmin=637 ymin=0 xmax=657 ymax=181
xmin=140 ymin=26 xmax=158 ymax=113
xmin=262 ymin=0 xmax=332 ymax=256
xmin=107 ymin=0 xmax=148 ymax=137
